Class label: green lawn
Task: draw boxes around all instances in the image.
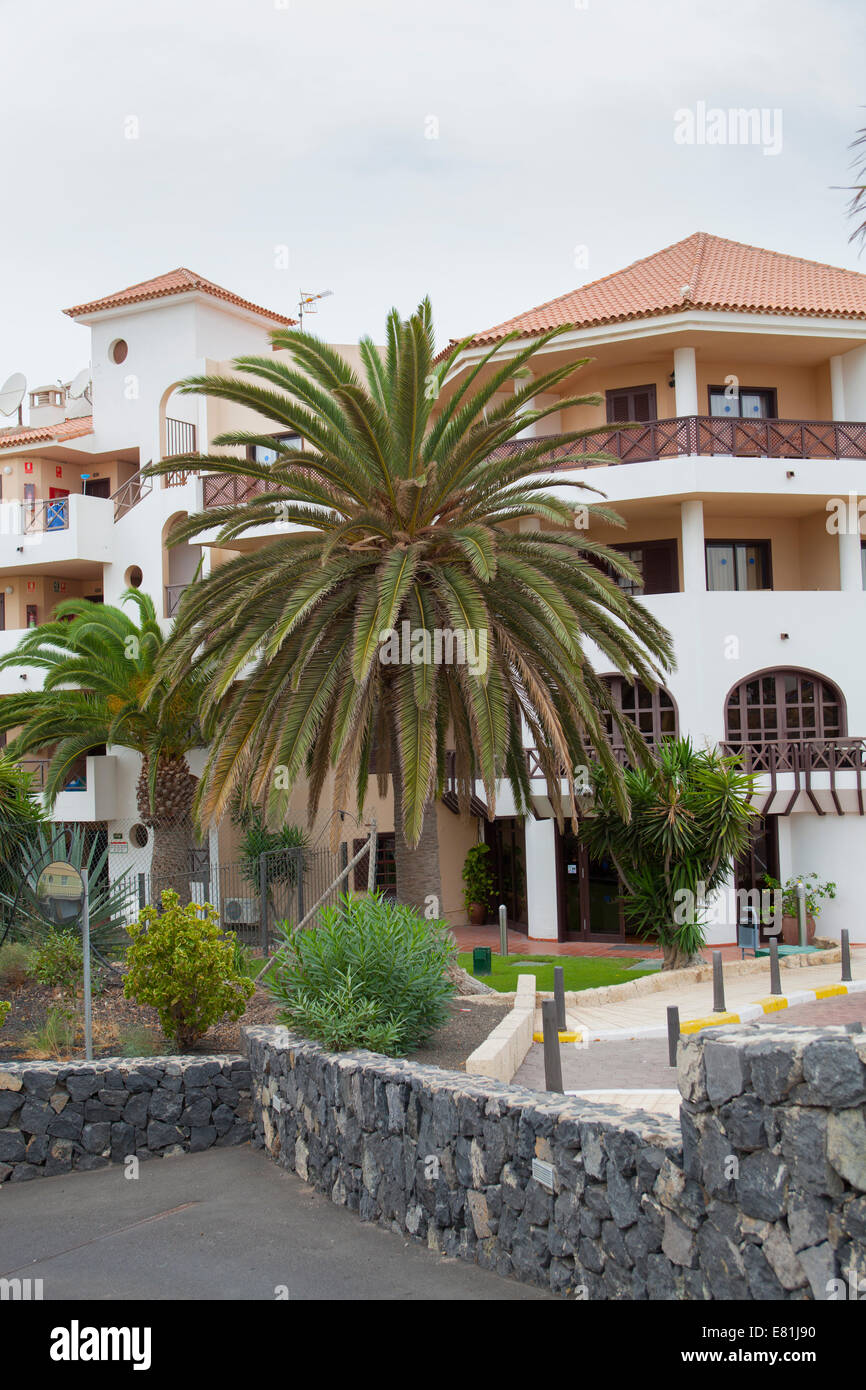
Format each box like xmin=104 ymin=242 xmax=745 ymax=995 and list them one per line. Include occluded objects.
xmin=457 ymin=951 xmax=655 ymax=993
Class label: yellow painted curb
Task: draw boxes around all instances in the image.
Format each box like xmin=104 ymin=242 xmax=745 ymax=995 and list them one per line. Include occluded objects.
xmin=532 ymin=1031 xmax=580 ymax=1043
xmin=756 ymin=997 xmax=789 ymax=1013
xmin=680 ymin=1012 xmax=741 ymax=1034
xmin=814 ymin=985 xmax=848 ymax=1000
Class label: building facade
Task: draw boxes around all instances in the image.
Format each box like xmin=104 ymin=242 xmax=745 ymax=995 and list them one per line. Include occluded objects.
xmin=2 ymin=234 xmax=866 ymax=944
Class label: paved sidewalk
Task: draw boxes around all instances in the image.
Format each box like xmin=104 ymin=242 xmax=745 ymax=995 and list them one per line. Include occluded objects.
xmin=560 ymin=959 xmax=864 ymax=1042
xmin=0 ymin=1146 xmax=549 ymax=1301
xmin=513 ymin=989 xmax=866 ymax=1111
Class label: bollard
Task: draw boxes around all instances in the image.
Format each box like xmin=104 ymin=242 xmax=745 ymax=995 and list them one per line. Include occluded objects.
xmin=769 ymin=937 xmax=782 ymax=996
xmin=499 ymin=903 xmax=508 ymax=957
xmin=667 ymin=1005 xmax=680 ymax=1068
xmin=796 ymin=879 xmax=807 ymax=948
xmin=841 ymin=929 xmax=852 ymax=983
xmin=541 ymin=999 xmax=563 ymax=1093
xmin=712 ymin=950 xmax=726 ymax=1013
xmin=553 ymin=965 xmax=566 ymax=1031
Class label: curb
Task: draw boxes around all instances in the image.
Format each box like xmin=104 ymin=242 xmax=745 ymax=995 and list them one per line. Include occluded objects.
xmin=567 ymin=977 xmax=866 ymax=1046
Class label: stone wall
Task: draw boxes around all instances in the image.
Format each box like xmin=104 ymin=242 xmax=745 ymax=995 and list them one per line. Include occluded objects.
xmin=0 ymin=1055 xmax=251 ymax=1182
xmin=246 ymin=1023 xmax=866 ymax=1300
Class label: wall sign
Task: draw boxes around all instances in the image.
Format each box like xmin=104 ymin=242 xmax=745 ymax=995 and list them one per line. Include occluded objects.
xmin=55 ymin=466 xmax=63 ymax=478
xmin=24 ymin=461 xmax=33 ymax=474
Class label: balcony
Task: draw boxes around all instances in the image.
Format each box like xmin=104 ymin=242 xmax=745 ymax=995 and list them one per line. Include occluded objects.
xmin=21 ymin=754 xmax=117 ymax=822
xmin=0 ymin=493 xmax=112 ymax=570
xmin=721 ymin=738 xmax=866 ymax=817
xmin=164 ymin=417 xmax=196 ymax=458
xmin=491 ymin=417 xmax=866 ymax=468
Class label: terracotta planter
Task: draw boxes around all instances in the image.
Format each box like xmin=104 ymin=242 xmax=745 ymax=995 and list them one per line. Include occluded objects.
xmin=780 ymin=913 xmax=816 ymax=946
xmin=468 ymin=903 xmax=487 ymax=926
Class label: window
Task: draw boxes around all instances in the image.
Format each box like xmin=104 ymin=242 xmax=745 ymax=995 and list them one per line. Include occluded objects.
xmin=708 ymin=386 xmax=777 ymax=419
xmin=110 ymin=339 xmax=128 ymax=365
xmin=725 ymin=670 xmax=845 ymax=743
xmin=606 ymin=385 xmax=657 ymax=424
xmin=608 ymin=539 xmax=678 ymax=596
xmin=353 ymin=833 xmax=397 ymax=896
xmin=246 ymin=431 xmax=302 ymax=465
xmin=601 ymin=675 xmax=678 ymax=747
xmin=706 ymin=541 xmax=771 ymax=591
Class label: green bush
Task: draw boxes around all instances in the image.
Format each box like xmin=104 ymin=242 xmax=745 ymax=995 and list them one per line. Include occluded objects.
xmin=123 ymin=891 xmax=254 ymax=1050
xmin=462 ymin=843 xmax=494 ymax=916
xmin=268 ymin=892 xmax=455 ymax=1054
xmin=0 ymin=999 xmax=10 ymax=1029
xmin=31 ymin=929 xmax=83 ymax=1000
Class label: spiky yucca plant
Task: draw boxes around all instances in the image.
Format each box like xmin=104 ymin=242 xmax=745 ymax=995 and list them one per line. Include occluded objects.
xmin=0 ymin=591 xmax=208 ymax=899
xmin=148 ymin=301 xmax=675 ymax=913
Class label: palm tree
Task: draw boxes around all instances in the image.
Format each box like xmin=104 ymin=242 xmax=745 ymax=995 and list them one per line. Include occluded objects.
xmin=0 ymin=591 xmax=208 ymax=898
xmin=579 ymin=738 xmax=757 ymax=969
xmin=148 ymin=301 xmax=675 ymax=914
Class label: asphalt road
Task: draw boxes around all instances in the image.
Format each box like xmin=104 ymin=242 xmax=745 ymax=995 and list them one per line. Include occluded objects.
xmin=0 ymin=1145 xmax=549 ymax=1301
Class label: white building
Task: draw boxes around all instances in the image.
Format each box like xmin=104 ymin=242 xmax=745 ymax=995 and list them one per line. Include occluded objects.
xmin=2 ymin=235 xmax=866 ymax=944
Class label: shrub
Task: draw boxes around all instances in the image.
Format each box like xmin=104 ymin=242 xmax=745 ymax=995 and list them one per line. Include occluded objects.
xmin=0 ymin=1000 xmax=10 ymax=1028
xmin=462 ymin=843 xmax=494 ymax=916
xmin=763 ymin=873 xmax=837 ymax=919
xmin=31 ymin=928 xmax=83 ymax=1000
xmin=123 ymin=891 xmax=254 ymax=1050
xmin=29 ymin=1004 xmax=76 ymax=1059
xmin=0 ymin=941 xmax=33 ymax=991
xmin=269 ymin=892 xmax=455 ymax=1054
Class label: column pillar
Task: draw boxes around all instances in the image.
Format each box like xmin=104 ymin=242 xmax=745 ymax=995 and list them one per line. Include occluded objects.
xmin=681 ymin=499 xmax=706 ymax=593
xmin=839 ymin=526 xmax=863 ymax=592
xmin=829 ymin=355 xmax=847 ymax=421
xmin=673 ymin=346 xmax=699 ymax=417
xmin=524 ymin=817 xmax=559 ymax=942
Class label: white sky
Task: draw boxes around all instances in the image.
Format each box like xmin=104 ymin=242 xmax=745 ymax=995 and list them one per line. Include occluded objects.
xmin=1 ymin=0 xmax=864 ymax=391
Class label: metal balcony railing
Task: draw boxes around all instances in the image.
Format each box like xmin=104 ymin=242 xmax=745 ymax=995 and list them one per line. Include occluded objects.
xmin=164 ymin=417 xmax=197 ymax=459
xmin=20 ymin=758 xmax=88 ymax=792
xmin=110 ymin=467 xmax=153 ymax=521
xmin=164 ymin=583 xmax=188 ymax=617
xmin=15 ymin=498 xmax=70 ymax=533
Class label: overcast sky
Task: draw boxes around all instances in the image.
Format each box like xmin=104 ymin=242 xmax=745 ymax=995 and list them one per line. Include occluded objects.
xmin=1 ymin=0 xmax=864 ymax=391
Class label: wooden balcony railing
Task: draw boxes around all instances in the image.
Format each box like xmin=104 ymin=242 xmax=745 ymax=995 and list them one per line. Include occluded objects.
xmin=721 ymin=738 xmax=866 ymax=816
xmin=201 ymin=473 xmax=283 ymax=509
xmin=490 ymin=416 xmax=866 ymax=468
xmin=20 ymin=758 xmax=88 ymax=792
xmin=18 ymin=498 xmax=70 ymax=533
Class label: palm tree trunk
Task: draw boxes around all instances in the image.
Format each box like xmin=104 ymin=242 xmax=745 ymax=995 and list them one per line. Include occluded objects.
xmin=137 ymin=754 xmax=197 ymax=906
xmin=391 ymin=762 xmax=493 ymax=995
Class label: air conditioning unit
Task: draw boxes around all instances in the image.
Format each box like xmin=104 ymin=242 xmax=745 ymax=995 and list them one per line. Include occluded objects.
xmin=223 ymin=897 xmax=259 ymax=925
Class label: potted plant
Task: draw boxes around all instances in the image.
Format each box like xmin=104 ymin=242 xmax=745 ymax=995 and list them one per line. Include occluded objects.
xmin=762 ymin=873 xmax=837 ymax=945
xmin=462 ymin=843 xmax=494 ymax=926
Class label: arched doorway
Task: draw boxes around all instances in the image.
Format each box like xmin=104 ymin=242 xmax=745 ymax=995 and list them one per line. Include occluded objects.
xmin=162 ymin=512 xmax=202 ymax=618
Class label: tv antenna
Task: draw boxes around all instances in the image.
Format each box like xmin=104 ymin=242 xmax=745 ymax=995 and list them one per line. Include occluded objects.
xmin=298 ymin=289 xmax=333 ymax=330
xmin=0 ymin=372 xmax=26 ymax=425
xmin=67 ymin=368 xmax=92 ymax=404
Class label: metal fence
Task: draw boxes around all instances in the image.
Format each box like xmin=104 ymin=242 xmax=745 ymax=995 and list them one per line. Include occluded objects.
xmin=119 ymin=846 xmax=349 ymax=954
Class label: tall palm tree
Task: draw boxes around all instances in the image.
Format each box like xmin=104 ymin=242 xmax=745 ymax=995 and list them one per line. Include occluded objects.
xmin=0 ymin=591 xmax=208 ymax=898
xmin=149 ymin=301 xmax=675 ymax=913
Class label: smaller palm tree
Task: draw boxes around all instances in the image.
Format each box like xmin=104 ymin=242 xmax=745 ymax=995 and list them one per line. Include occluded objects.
xmin=0 ymin=591 xmax=209 ymax=898
xmin=579 ymin=738 xmax=757 ymax=969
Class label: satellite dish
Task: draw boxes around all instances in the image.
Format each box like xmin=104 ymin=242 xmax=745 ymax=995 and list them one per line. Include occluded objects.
xmin=67 ymin=368 xmax=92 ymax=402
xmin=0 ymin=372 xmax=26 ymax=419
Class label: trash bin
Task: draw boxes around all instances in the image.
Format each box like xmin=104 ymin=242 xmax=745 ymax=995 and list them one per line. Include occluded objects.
xmin=472 ymin=946 xmax=492 ymax=976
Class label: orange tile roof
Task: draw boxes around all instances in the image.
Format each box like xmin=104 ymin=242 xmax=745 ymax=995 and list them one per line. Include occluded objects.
xmin=64 ymin=268 xmax=296 ymax=325
xmin=0 ymin=416 xmax=94 ymax=450
xmin=457 ymin=233 xmax=866 ymax=350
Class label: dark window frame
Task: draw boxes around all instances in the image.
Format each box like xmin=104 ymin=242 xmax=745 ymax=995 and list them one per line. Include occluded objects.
xmin=724 ymin=667 xmax=847 ymax=743
xmin=609 ymin=538 xmax=680 ymax=596
xmin=705 ymin=539 xmax=773 ymax=592
xmin=601 ymin=673 xmax=679 ymax=748
xmin=707 ymin=384 xmax=778 ymax=419
xmin=245 ymin=430 xmax=303 ymax=464
xmin=352 ymin=832 xmax=397 ymax=896
xmin=605 ymin=383 xmax=658 ymax=424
